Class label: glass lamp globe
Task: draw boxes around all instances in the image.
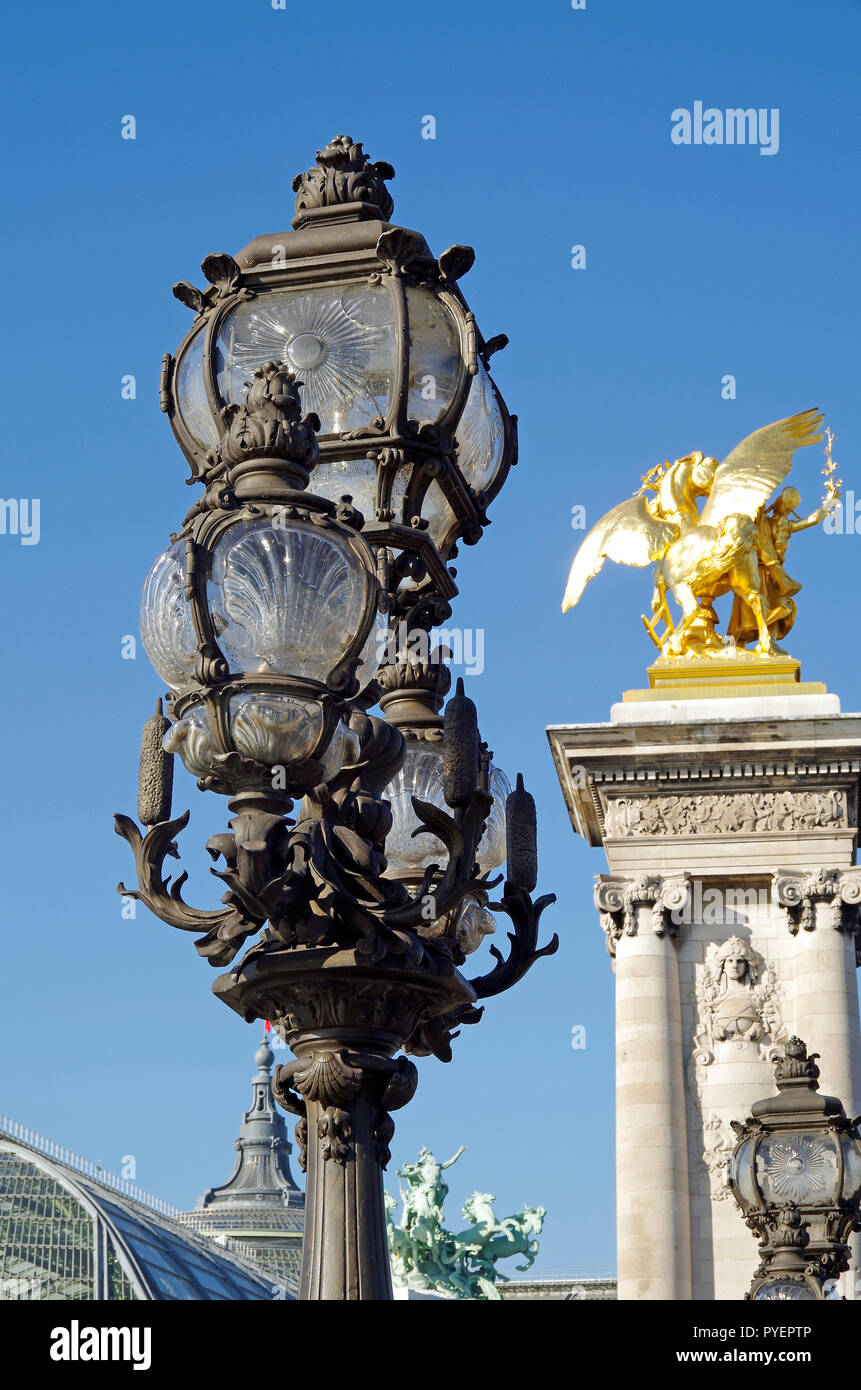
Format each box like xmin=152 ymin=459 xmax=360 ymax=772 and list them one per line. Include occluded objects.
xmin=755 ymin=1131 xmax=841 ymax=1209
xmin=383 ymin=748 xmax=511 ymax=877
xmin=172 ymin=277 xmax=510 ymax=546
xmin=752 ymin=1280 xmax=819 ymax=1302
xmin=139 ymin=515 xmax=384 ymax=786
xmin=211 ymin=283 xmax=463 ymax=445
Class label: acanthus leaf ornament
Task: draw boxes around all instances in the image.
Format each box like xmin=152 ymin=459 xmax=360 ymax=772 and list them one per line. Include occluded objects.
xmin=594 ymin=873 xmax=691 ymax=956
xmin=117 ymin=708 xmax=505 ymax=974
xmin=114 ymin=810 xmax=256 ymax=947
xmin=470 ymin=885 xmax=559 ymax=1003
xmin=172 ymin=252 xmax=252 ymax=321
xmin=200 ymin=251 xmax=242 ymax=296
xmin=375 ymin=228 xmax=426 ymax=280
xmin=172 ymin=281 xmax=208 ymax=316
xmin=774 ymin=867 xmax=861 ymax=950
xmin=273 ymin=1050 xmax=419 ymax=1171
xmin=218 ymin=361 xmax=321 ymax=492
xmin=437 ymin=244 xmax=476 ymax=285
xmin=480 ymin=333 xmax=509 ymax=366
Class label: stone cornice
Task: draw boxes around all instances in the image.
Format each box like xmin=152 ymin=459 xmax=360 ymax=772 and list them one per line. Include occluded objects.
xmin=547 ymin=715 xmax=861 ymax=867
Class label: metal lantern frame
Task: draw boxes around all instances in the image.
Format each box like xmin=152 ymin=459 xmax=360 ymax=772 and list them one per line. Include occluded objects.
xmin=728 ymin=1037 xmax=861 ymax=1300
xmin=163 ymin=494 xmax=383 ymax=795
xmin=161 ymin=157 xmax=517 ymax=633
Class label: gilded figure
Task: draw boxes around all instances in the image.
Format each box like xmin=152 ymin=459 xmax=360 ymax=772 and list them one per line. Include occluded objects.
xmin=562 ymin=413 xmax=841 ymax=659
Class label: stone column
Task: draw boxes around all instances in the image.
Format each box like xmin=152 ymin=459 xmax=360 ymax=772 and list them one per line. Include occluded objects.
xmin=597 ymin=874 xmax=692 ymax=1300
xmin=774 ymin=867 xmax=861 ymax=1298
xmin=773 ymin=868 xmax=861 ymax=1112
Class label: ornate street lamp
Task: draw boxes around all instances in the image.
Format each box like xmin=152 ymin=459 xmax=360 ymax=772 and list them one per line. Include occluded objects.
xmin=116 ymin=136 xmax=557 ymax=1301
xmin=729 ymin=1037 xmax=861 ymax=1300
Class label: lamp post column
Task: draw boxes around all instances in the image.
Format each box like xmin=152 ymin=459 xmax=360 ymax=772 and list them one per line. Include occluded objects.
xmin=278 ymin=1035 xmax=413 ymax=1301
xmin=213 ymin=951 xmax=479 ymax=1301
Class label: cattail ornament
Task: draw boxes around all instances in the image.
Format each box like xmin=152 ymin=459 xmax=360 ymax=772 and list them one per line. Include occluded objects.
xmin=443 ymin=677 xmax=479 ymax=809
xmin=506 ymin=772 xmax=538 ymax=892
xmin=138 ymin=698 xmax=174 ymax=826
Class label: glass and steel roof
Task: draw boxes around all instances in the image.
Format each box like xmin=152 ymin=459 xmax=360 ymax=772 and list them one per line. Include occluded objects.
xmin=0 ymin=1140 xmax=282 ymax=1301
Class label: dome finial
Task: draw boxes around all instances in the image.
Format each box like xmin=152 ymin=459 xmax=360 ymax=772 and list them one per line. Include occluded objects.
xmin=254 ymin=1032 xmax=274 ymax=1072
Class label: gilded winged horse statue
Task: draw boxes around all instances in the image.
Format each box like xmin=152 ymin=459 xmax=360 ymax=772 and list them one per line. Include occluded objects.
xmin=562 ymin=411 xmax=840 ymax=659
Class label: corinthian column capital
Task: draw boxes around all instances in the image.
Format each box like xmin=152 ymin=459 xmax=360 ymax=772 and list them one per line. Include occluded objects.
xmin=773 ymin=866 xmax=861 ymax=950
xmin=595 ymin=872 xmax=691 ymax=956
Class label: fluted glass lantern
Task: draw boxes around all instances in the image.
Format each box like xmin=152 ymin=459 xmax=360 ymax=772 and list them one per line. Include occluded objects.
xmin=162 ymin=137 xmax=516 ymax=637
xmin=729 ymin=1037 xmax=861 ymax=1300
xmin=383 ymin=747 xmax=510 ymax=877
xmin=141 ymin=360 xmax=384 ymax=796
xmin=374 ymin=655 xmax=511 ymax=958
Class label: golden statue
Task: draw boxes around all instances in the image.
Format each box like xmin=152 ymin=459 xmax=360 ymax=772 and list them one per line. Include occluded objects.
xmin=562 ymin=411 xmax=840 ymax=659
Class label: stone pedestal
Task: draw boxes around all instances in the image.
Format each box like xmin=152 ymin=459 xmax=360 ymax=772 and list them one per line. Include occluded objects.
xmin=548 ymin=683 xmax=861 ymax=1301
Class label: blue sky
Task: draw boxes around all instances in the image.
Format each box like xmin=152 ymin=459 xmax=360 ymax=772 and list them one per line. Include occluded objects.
xmin=1 ymin=0 xmax=860 ymax=1278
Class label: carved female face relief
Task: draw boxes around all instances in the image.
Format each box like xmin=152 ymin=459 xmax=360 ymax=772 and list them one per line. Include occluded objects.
xmin=694 ymin=936 xmax=784 ymax=1066
xmin=723 ymin=954 xmax=750 ymax=984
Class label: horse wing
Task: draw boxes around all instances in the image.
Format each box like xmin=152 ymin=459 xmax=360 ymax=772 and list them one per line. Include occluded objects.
xmin=700 ymin=409 xmax=823 ymax=528
xmin=562 ymin=495 xmax=677 ymax=612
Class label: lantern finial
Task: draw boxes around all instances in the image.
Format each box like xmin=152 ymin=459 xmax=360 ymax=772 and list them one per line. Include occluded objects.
xmin=773 ymin=1036 xmax=821 ymax=1089
xmin=219 ymin=361 xmax=321 ymax=497
xmin=292 ymin=136 xmax=395 ymax=227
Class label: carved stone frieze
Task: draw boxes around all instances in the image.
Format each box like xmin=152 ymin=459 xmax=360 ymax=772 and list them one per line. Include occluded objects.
xmin=605 ymin=789 xmax=846 ymax=838
xmin=701 ymin=1115 xmax=734 ymax=1201
xmin=594 ymin=872 xmax=691 ymax=956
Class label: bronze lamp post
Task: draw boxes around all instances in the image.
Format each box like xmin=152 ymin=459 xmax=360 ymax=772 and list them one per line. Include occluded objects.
xmin=116 ymin=136 xmax=557 ymax=1300
xmin=729 ymin=1037 xmax=861 ymax=1300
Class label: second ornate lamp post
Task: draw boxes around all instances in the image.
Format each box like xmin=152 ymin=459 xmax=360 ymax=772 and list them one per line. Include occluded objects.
xmin=729 ymin=1037 xmax=861 ymax=1300
xmin=116 ymin=136 xmax=557 ymax=1301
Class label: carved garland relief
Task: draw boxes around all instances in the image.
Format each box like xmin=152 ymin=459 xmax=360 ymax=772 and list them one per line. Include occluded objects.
xmin=605 ymin=789 xmax=845 ymax=838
